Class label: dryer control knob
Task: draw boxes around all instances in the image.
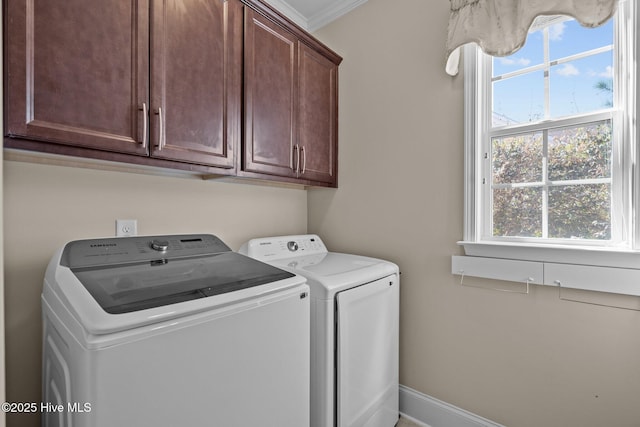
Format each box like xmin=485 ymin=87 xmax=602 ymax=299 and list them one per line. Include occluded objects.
xmin=287 ymin=241 xmax=299 ymax=252
xmin=151 ymin=239 xmax=169 ymax=252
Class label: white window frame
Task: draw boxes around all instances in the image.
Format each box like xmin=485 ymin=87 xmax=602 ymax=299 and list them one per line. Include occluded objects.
xmin=460 ymin=0 xmax=640 ymax=276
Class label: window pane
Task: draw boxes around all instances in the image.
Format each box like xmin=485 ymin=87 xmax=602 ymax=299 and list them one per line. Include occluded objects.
xmin=548 ymin=184 xmax=611 ymax=239
xmin=549 ymin=51 xmax=614 ymax=118
xmin=493 ymin=30 xmax=543 ymax=77
xmin=548 ymin=121 xmax=612 ymax=181
xmin=492 ymin=132 xmax=543 ymax=184
xmin=493 ymin=187 xmax=542 ymax=237
xmin=549 ymin=18 xmax=614 ymax=61
xmin=493 ymin=71 xmax=545 ymax=125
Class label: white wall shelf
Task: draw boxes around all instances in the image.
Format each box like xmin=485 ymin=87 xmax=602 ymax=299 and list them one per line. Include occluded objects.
xmin=451 ymin=256 xmax=543 ymax=285
xmin=451 ymin=255 xmax=640 ymax=297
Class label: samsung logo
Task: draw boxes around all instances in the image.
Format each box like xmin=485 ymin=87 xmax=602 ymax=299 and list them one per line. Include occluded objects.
xmin=90 ymin=243 xmax=117 ymax=248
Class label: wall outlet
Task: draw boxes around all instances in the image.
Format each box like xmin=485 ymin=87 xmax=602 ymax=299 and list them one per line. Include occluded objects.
xmin=116 ymin=219 xmax=138 ymax=237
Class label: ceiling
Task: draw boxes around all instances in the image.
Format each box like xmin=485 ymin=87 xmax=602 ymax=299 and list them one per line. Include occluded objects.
xmin=264 ymin=0 xmax=368 ymax=32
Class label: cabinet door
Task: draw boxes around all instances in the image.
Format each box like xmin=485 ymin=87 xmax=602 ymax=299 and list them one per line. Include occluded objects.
xmin=5 ymin=0 xmax=149 ymax=155
xmin=298 ymin=44 xmax=338 ymax=185
xmin=243 ymin=8 xmax=298 ymax=178
xmin=150 ymin=0 xmax=242 ymax=168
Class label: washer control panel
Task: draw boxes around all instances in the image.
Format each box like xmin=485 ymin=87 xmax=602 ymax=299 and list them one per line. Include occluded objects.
xmin=239 ymin=234 xmax=328 ymax=261
xmin=61 ymin=234 xmax=232 ymax=268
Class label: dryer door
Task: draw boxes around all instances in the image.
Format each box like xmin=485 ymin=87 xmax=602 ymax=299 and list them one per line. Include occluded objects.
xmin=336 ymin=275 xmax=399 ymax=427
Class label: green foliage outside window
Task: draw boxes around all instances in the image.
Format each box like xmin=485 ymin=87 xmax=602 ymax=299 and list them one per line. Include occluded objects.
xmin=492 ymin=122 xmax=612 ymax=240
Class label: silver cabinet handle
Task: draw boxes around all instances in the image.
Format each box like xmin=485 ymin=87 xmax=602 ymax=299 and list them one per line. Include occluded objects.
xmin=140 ymin=102 xmax=148 ymax=149
xmin=293 ymin=144 xmax=300 ymax=174
xmin=301 ymin=146 xmax=306 ymax=174
xmin=156 ymin=107 xmax=164 ymax=150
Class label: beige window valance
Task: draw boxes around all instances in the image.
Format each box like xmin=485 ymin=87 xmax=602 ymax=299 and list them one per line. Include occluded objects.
xmin=445 ymin=0 xmax=618 ymax=76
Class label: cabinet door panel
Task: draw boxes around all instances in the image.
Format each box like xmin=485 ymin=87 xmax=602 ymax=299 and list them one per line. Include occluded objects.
xmin=243 ymin=9 xmax=297 ymax=178
xmin=151 ymin=0 xmax=241 ymax=168
xmin=5 ymin=0 xmax=149 ymax=155
xmin=298 ymin=44 xmax=338 ymax=185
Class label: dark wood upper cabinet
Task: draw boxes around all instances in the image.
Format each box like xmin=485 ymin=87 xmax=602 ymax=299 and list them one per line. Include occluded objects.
xmin=297 ymin=43 xmax=338 ymax=185
xmin=243 ymin=8 xmax=298 ymax=179
xmin=5 ymin=0 xmax=242 ymax=171
xmin=150 ymin=0 xmax=242 ymax=168
xmin=5 ymin=0 xmax=149 ymax=155
xmin=4 ymin=0 xmax=341 ymax=186
xmin=242 ymin=5 xmax=341 ymax=186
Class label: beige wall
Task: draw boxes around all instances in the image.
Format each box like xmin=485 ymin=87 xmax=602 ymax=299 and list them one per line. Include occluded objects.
xmin=310 ymin=0 xmax=640 ymax=426
xmin=3 ymin=160 xmax=307 ymax=426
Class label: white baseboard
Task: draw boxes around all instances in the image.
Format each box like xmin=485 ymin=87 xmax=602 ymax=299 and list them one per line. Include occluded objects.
xmin=399 ymin=385 xmax=505 ymax=427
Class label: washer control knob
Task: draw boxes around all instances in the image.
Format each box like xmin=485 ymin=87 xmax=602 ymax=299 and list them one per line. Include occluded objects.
xmin=151 ymin=239 xmax=169 ymax=252
xmin=287 ymin=241 xmax=299 ymax=252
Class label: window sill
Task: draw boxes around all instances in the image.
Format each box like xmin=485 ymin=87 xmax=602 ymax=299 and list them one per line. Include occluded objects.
xmin=454 ymin=241 xmax=640 ymax=296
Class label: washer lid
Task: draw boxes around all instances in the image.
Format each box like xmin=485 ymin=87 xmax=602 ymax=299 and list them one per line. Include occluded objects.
xmin=71 ymin=252 xmax=294 ymax=314
xmin=60 ymin=234 xmax=294 ymax=314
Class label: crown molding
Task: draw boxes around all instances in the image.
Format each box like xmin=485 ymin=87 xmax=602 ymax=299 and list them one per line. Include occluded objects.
xmin=262 ymin=0 xmax=368 ymax=33
xmin=307 ymin=0 xmax=368 ymax=32
xmin=262 ymin=0 xmax=310 ymax=29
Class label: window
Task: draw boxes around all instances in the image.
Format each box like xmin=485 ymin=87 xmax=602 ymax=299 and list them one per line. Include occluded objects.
xmin=463 ymin=0 xmax=638 ymax=261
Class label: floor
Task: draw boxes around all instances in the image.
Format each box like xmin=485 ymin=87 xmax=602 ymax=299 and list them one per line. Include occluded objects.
xmin=397 ymin=416 xmax=424 ymax=427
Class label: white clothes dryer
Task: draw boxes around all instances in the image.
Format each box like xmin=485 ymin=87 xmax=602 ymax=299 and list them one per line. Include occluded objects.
xmin=42 ymin=234 xmax=310 ymax=427
xmin=240 ymin=234 xmax=400 ymax=427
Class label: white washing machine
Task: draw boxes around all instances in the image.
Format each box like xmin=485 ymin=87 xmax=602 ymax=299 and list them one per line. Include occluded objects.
xmin=239 ymin=234 xmax=400 ymax=427
xmin=42 ymin=234 xmax=310 ymax=427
